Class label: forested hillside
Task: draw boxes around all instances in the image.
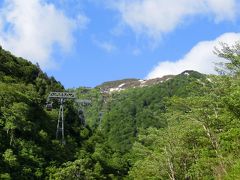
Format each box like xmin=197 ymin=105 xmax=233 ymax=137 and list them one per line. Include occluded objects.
xmin=0 ymin=47 xmax=85 ymax=179
xmin=1 ymin=43 xmax=240 ymax=179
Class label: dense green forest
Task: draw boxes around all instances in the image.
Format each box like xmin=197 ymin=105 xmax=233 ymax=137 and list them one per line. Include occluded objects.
xmin=0 ymin=42 xmax=240 ymax=179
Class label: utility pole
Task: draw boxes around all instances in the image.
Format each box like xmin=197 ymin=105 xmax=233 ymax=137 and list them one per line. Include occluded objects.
xmin=46 ymin=92 xmax=76 ymax=144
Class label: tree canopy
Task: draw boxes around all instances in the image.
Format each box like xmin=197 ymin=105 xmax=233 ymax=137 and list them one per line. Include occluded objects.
xmin=1 ymin=42 xmax=240 ymax=179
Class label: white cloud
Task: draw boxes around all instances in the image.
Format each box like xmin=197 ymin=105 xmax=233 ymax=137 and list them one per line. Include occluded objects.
xmin=0 ymin=0 xmax=89 ymax=69
xmin=111 ymin=0 xmax=239 ymax=39
xmin=99 ymin=42 xmax=116 ymax=52
xmin=92 ymin=37 xmax=117 ymax=53
xmin=76 ymin=14 xmax=90 ymax=29
xmin=206 ymin=0 xmax=237 ymax=22
xmin=146 ymin=32 xmax=240 ymax=79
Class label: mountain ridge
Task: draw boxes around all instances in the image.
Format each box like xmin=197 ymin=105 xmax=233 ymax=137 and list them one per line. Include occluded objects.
xmin=96 ymin=70 xmax=202 ymax=93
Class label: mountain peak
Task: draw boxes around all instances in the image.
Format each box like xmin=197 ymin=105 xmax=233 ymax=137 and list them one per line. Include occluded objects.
xmin=97 ymin=75 xmax=175 ymax=93
xmin=97 ymin=71 xmax=204 ymax=94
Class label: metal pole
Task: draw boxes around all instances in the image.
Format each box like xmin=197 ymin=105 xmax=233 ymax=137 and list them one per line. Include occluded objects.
xmin=61 ymin=99 xmax=65 ymax=144
xmin=56 ymin=98 xmax=65 ymax=144
xmin=56 ymin=103 xmax=61 ymax=139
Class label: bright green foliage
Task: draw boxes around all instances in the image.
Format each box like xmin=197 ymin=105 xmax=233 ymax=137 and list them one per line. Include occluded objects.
xmin=48 ymin=159 xmax=98 ymax=179
xmin=127 ymin=42 xmax=240 ymax=179
xmin=0 ymin=48 xmax=85 ymax=179
xmin=1 ymin=42 xmax=240 ymax=179
xmin=3 ymin=149 xmax=18 ymax=167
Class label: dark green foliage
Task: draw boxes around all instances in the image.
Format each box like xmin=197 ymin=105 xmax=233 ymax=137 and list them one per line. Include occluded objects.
xmin=1 ymin=42 xmax=240 ymax=179
xmin=0 ymin=48 xmax=83 ymax=179
xmin=99 ymin=71 xmax=205 ymax=153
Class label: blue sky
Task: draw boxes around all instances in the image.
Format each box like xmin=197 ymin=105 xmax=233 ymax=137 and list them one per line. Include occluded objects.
xmin=0 ymin=0 xmax=240 ymax=88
